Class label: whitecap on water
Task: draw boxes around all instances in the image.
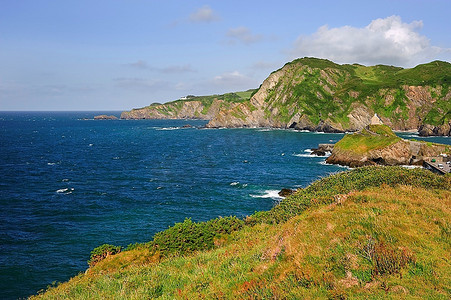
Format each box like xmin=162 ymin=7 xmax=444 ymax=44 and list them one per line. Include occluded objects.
xmin=56 ymin=188 xmax=74 ymax=194
xmin=230 ymin=182 xmax=240 ymax=186
xmin=157 ymin=127 xmax=180 ymax=131
xmin=249 ymin=190 xmax=283 ymax=199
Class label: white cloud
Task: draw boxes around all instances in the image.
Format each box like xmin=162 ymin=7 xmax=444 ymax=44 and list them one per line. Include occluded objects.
xmin=127 ymin=61 xmax=195 ymax=73
xmin=189 ymin=5 xmax=220 ymax=23
xmin=212 ymin=71 xmax=258 ymax=89
xmin=226 ymin=27 xmax=263 ymax=45
xmin=290 ymin=16 xmax=449 ymax=67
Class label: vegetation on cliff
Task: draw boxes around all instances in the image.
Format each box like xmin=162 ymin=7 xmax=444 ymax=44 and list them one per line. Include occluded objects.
xmin=32 ymin=167 xmax=451 ymax=299
xmin=121 ymin=58 xmax=451 ymax=135
xmin=206 ymin=58 xmax=451 ymax=134
xmin=326 ymin=124 xmax=451 ymax=167
xmin=120 ymin=89 xmax=257 ymax=120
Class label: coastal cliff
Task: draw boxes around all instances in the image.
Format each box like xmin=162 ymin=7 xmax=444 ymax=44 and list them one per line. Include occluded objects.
xmin=206 ymin=58 xmax=451 ymax=135
xmin=326 ymin=124 xmax=450 ymax=167
xmin=121 ymin=58 xmax=451 ymax=136
xmin=120 ymin=90 xmax=256 ymax=120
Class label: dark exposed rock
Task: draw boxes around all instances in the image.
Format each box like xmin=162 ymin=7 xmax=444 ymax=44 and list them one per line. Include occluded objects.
xmin=278 ymin=188 xmax=295 ymax=197
xmin=94 ymin=115 xmax=118 ymax=120
xmin=311 ymin=144 xmax=334 ymax=156
xmin=182 ymin=124 xmax=192 ymax=128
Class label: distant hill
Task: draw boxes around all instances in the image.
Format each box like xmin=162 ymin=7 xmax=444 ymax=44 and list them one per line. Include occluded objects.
xmin=121 ymin=58 xmax=451 ymax=136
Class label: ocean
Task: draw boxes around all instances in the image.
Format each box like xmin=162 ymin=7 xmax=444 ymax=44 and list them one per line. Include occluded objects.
xmin=0 ymin=112 xmax=449 ymax=299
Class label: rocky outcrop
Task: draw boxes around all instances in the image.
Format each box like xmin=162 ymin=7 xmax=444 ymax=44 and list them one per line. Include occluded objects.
xmin=418 ymin=121 xmax=451 ymax=136
xmin=326 ymin=125 xmax=450 ymax=168
xmin=94 ymin=115 xmax=118 ymax=120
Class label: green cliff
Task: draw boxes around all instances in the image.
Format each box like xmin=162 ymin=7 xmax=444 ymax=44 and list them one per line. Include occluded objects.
xmin=122 ymin=58 xmax=451 ymax=136
xmin=326 ymin=124 xmax=451 ymax=167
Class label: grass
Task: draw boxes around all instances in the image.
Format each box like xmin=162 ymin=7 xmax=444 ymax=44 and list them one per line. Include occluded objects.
xmin=32 ymin=167 xmax=451 ymax=299
xmin=333 ymin=125 xmax=401 ymax=154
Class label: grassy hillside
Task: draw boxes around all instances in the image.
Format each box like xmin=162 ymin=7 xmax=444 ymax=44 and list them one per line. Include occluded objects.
xmin=333 ymin=125 xmax=401 ymax=154
xmin=32 ymin=167 xmax=451 ymax=299
xmin=270 ymin=58 xmax=450 ymax=127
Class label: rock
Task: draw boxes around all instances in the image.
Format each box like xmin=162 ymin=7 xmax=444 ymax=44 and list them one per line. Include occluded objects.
xmin=326 ymin=125 xmax=450 ymax=168
xmin=311 ymin=144 xmax=334 ymax=156
xmin=278 ymin=188 xmax=295 ymax=197
xmin=94 ymin=115 xmax=118 ymax=120
xmin=182 ymin=124 xmax=192 ymax=128
xmin=418 ymin=124 xmax=435 ymax=136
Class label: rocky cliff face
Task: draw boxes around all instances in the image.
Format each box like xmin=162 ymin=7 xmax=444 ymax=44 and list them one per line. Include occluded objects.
xmin=121 ymin=58 xmax=450 ymax=135
xmin=206 ymin=58 xmax=451 ymax=135
xmin=121 ymin=99 xmax=224 ymax=120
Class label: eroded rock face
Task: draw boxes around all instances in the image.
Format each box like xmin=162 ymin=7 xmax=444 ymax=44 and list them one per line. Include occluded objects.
xmin=326 ymin=138 xmax=449 ymax=168
xmin=94 ymin=115 xmax=118 ymax=120
xmin=205 ymin=62 xmax=450 ymax=135
xmin=121 ymin=59 xmax=450 ymax=135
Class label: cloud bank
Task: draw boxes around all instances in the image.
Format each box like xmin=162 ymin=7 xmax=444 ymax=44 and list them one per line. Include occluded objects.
xmin=226 ymin=27 xmax=263 ymax=45
xmin=189 ymin=5 xmax=220 ymax=23
xmin=291 ymin=16 xmax=448 ymax=66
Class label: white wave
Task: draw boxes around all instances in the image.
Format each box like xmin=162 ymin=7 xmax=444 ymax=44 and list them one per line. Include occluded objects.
xmin=401 ymin=165 xmax=423 ymax=169
xmin=56 ymin=188 xmax=74 ymax=194
xmin=88 ymin=144 xmax=93 ymax=147
xmin=61 ymin=179 xmax=69 ymax=182
xmin=293 ymin=151 xmax=331 ymax=158
xmin=293 ymin=153 xmax=318 ymax=158
xmin=250 ymin=190 xmax=283 ymax=199
xmin=304 ymin=149 xmax=313 ymax=153
xmin=230 ymin=182 xmax=240 ymax=186
xmin=112 ymin=157 xmax=120 ymax=160
xmin=157 ymin=127 xmax=180 ymax=131
xmin=47 ymin=162 xmax=56 ymax=166
xmin=318 ymin=160 xmax=351 ymax=169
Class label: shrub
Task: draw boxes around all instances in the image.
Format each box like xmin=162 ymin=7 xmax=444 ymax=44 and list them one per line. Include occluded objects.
xmin=149 ymin=216 xmax=244 ymax=256
xmin=371 ymin=241 xmax=415 ymax=276
xmin=88 ymin=244 xmax=122 ymax=267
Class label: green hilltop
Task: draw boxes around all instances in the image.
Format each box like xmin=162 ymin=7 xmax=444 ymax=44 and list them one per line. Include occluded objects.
xmin=32 ymin=167 xmax=451 ymax=299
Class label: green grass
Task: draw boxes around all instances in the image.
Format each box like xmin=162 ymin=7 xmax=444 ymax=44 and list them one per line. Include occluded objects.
xmin=333 ymin=125 xmax=401 ymax=154
xmin=32 ymin=167 xmax=451 ymax=299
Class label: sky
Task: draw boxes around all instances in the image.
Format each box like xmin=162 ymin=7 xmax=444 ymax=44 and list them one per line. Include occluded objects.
xmin=1 ymin=0 xmax=450 ymax=111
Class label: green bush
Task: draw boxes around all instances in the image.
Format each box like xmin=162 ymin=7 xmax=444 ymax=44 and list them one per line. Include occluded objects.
xmin=88 ymin=244 xmax=122 ymax=266
xmin=149 ymin=216 xmax=244 ymax=256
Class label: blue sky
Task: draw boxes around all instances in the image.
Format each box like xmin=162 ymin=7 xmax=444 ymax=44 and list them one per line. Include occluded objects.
xmin=1 ymin=0 xmax=450 ymax=111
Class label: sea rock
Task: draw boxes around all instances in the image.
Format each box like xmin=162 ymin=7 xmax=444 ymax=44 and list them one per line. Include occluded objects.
xmin=94 ymin=115 xmax=118 ymax=120
xmin=278 ymin=188 xmax=295 ymax=197
xmin=311 ymin=144 xmax=334 ymax=156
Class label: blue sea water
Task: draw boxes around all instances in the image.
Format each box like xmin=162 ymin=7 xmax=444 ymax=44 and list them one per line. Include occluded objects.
xmin=0 ymin=112 xmax=450 ymax=299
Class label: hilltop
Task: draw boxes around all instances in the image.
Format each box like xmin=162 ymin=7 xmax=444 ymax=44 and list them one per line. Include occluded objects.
xmin=326 ymin=124 xmax=451 ymax=168
xmin=121 ymin=58 xmax=451 ymax=136
xmin=32 ymin=167 xmax=451 ymax=299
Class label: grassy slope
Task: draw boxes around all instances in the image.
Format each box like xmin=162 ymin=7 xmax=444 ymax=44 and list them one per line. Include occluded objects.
xmin=32 ymin=167 xmax=451 ymax=299
xmin=264 ymin=58 xmax=451 ymax=126
xmin=333 ymin=125 xmax=402 ymax=154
